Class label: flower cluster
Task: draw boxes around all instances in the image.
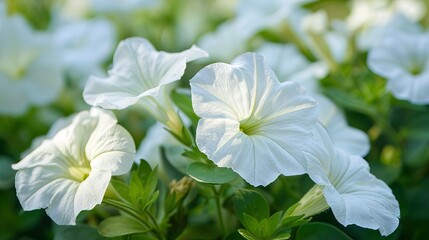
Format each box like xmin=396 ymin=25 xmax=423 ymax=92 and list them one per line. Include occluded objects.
xmin=6 ymin=0 xmax=429 ymax=239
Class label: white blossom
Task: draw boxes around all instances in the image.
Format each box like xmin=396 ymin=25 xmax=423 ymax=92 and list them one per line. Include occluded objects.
xmin=368 ymin=32 xmax=429 ymax=105
xmin=0 ymin=7 xmax=63 ymax=115
xmin=298 ymin=124 xmax=400 ymax=236
xmin=53 ymin=18 xmax=116 ymax=87
xmin=84 ymin=37 xmax=208 ymax=135
xmin=191 ymin=53 xmax=318 ymax=186
xmin=12 ymin=108 xmax=135 ymax=225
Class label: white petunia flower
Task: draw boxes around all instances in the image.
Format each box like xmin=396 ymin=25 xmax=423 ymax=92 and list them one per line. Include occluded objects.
xmin=12 ymin=108 xmax=135 ymax=225
xmin=84 ymin=37 xmax=208 ymax=136
xmin=292 ymin=124 xmax=400 ymax=236
xmin=258 ymin=43 xmax=369 ymax=156
xmin=0 ymin=7 xmax=63 ymax=116
xmin=190 ymin=53 xmax=318 ymax=186
xmin=368 ymin=32 xmax=429 ymax=105
xmin=53 ymin=18 xmax=116 ymax=88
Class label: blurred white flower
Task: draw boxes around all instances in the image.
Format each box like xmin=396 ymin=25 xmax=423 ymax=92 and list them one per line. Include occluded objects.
xmin=90 ymin=0 xmax=157 ymax=13
xmin=368 ymin=32 xmax=429 ymax=105
xmin=293 ymin=124 xmax=400 ymax=236
xmin=347 ymin=0 xmax=426 ymax=50
xmin=235 ymin=0 xmax=314 ymax=36
xmin=84 ymin=37 xmax=208 ymax=136
xmin=347 ymin=0 xmax=425 ymax=32
xmin=0 ymin=8 xmax=63 ymax=115
xmin=12 ymin=108 xmax=135 ymax=225
xmin=198 ymin=20 xmax=249 ymax=62
xmin=358 ymin=14 xmax=422 ymax=50
xmin=191 ymin=53 xmax=318 ymax=186
xmin=257 ymin=43 xmax=327 ymax=92
xmin=257 ymin=43 xmax=369 ymax=156
xmin=53 ymin=18 xmax=116 ymax=87
xmin=301 ymin=10 xmax=350 ymax=68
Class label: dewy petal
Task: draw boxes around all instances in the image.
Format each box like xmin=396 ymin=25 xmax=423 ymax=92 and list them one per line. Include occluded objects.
xmin=84 ymin=37 xmax=207 ymax=110
xmin=304 ymin=124 xmax=400 ymax=236
xmin=192 ymin=53 xmax=318 ymax=186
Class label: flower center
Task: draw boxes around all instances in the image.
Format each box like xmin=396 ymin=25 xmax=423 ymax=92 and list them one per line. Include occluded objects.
xmin=68 ymin=166 xmax=91 ymax=182
xmin=409 ymin=65 xmax=423 ymax=76
xmin=239 ymin=118 xmax=264 ymax=136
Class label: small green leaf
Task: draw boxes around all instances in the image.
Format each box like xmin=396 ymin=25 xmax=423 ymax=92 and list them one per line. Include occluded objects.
xmin=265 ymin=211 xmax=283 ymax=236
xmin=171 ymin=89 xmax=200 ymax=126
xmin=242 ymin=213 xmax=259 ymax=233
xmin=281 ymin=214 xmax=309 ymax=228
xmin=129 ymin=172 xmax=144 ymax=208
xmin=238 ymin=229 xmax=258 ymax=240
xmin=272 ymin=228 xmax=291 ymax=240
xmin=110 ymin=179 xmax=132 ymax=203
xmin=55 ymin=225 xmax=105 ymax=240
xmin=98 ymin=216 xmax=150 ymax=237
xmin=295 ymin=222 xmax=352 ymax=240
xmin=233 ymin=189 xmax=270 ymax=223
xmin=186 ymin=162 xmax=238 ymax=184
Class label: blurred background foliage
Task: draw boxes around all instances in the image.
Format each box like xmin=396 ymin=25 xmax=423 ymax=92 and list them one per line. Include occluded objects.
xmin=1 ymin=0 xmax=429 ymax=239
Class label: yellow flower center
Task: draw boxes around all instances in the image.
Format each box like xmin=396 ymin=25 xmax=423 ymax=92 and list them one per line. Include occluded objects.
xmin=68 ymin=166 xmax=91 ymax=182
xmin=239 ymin=118 xmax=264 ymax=136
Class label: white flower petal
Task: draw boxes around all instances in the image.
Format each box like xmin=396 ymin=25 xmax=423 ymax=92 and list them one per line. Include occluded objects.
xmin=317 ymin=95 xmax=369 ymax=156
xmin=304 ymin=124 xmax=400 ymax=236
xmin=84 ymin=37 xmax=207 ymax=110
xmin=74 ymin=169 xmax=112 ymax=217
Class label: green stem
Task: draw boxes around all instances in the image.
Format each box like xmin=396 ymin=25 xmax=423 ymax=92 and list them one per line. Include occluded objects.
xmin=212 ymin=186 xmax=226 ymax=237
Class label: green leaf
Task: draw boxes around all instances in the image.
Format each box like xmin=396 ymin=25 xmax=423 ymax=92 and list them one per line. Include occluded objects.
xmin=129 ymin=172 xmax=144 ymax=208
xmin=55 ymin=225 xmax=105 ymax=240
xmin=265 ymin=211 xmax=283 ymax=236
xmin=242 ymin=213 xmax=259 ymax=233
xmin=186 ymin=162 xmax=238 ymax=184
xmin=98 ymin=216 xmax=150 ymax=237
xmin=238 ymin=229 xmax=258 ymax=240
xmin=233 ymin=189 xmax=270 ymax=223
xmin=161 ymin=145 xmax=189 ymax=175
xmin=323 ymin=88 xmax=377 ymax=116
xmin=110 ymin=179 xmax=132 ymax=203
xmin=171 ymin=89 xmax=200 ymax=126
xmin=295 ymin=222 xmax=352 ymax=240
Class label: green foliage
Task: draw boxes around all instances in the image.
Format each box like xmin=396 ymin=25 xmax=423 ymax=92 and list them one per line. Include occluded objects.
xmin=98 ymin=216 xmax=150 ymax=237
xmin=233 ymin=189 xmax=307 ymax=240
xmin=171 ymin=89 xmax=200 ymax=126
xmin=55 ymin=225 xmax=105 ymax=240
xmin=295 ymin=222 xmax=352 ymax=240
xmin=186 ymin=162 xmax=238 ymax=184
